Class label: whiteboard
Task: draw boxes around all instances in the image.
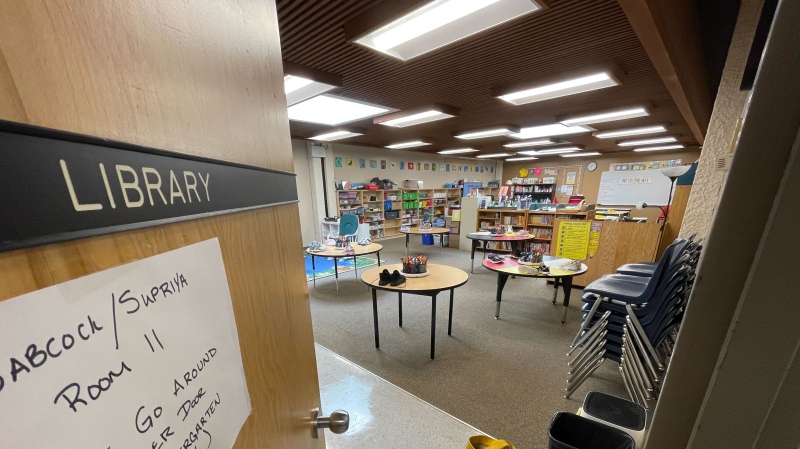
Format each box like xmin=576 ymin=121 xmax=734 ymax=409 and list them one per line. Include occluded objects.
xmin=597 ymin=169 xmax=672 ymax=206
xmin=0 ymin=238 xmax=251 ymax=449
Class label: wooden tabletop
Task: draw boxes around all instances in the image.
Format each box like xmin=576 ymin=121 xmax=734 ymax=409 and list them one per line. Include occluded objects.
xmin=466 ymin=232 xmax=535 ymax=241
xmin=361 ymin=263 xmax=469 ymax=293
xmin=400 ymin=227 xmax=450 ymax=235
xmin=482 ymin=256 xmax=588 ymax=278
xmin=307 ymin=242 xmax=383 ymax=258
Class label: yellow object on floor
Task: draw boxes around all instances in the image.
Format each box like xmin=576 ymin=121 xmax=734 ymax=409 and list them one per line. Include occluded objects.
xmin=466 ymin=435 xmax=516 ymax=449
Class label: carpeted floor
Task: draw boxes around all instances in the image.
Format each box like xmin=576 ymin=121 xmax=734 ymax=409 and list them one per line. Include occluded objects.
xmin=308 ymin=237 xmax=627 ymax=448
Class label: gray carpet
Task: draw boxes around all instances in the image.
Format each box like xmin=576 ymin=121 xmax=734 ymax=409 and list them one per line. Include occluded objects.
xmin=308 ymin=237 xmax=627 ymax=448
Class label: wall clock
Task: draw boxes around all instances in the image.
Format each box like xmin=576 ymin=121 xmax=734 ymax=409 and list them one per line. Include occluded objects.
xmin=519 ymin=168 xmax=529 ymax=177
xmin=587 ymin=161 xmax=598 ymax=172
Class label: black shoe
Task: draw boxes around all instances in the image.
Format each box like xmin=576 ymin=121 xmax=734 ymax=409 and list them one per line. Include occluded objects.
xmin=390 ymin=270 xmax=406 ymax=287
xmin=378 ymin=269 xmax=391 ymax=286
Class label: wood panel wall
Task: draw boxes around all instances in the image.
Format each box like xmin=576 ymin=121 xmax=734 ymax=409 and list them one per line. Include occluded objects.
xmin=658 ymin=185 xmax=692 ymax=257
xmin=0 ymin=2 xmax=322 ymax=448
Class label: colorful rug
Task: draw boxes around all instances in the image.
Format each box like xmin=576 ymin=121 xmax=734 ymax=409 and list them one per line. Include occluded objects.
xmin=304 ymin=254 xmax=383 ymax=281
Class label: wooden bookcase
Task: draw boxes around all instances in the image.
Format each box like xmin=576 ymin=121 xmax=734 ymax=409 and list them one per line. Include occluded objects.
xmin=474 ymin=208 xmax=592 ymax=254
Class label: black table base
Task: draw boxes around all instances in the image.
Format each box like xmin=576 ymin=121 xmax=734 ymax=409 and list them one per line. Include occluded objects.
xmin=494 ymin=273 xmax=574 ymax=324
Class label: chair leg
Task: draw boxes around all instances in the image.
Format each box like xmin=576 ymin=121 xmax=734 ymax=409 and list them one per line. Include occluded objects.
xmin=565 ymin=357 xmax=604 ymax=399
xmin=627 ymin=305 xmax=664 ymax=370
xmin=571 ymin=296 xmax=604 ymax=347
xmin=569 ymin=310 xmax=611 ymax=354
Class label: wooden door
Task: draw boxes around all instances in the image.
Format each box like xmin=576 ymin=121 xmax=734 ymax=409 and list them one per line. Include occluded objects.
xmin=0 ymin=1 xmax=325 ymax=448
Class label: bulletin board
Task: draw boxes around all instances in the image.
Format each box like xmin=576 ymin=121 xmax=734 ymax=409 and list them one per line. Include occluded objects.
xmin=555 ymin=165 xmax=583 ymax=203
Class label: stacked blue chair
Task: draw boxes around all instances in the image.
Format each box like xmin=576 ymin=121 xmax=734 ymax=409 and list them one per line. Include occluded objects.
xmin=564 ymin=237 xmax=702 ymax=407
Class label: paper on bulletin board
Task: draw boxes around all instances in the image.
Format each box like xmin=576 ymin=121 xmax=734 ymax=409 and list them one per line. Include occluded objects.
xmin=566 ymin=172 xmax=576 ymax=184
xmin=555 ymin=221 xmax=591 ymax=260
xmin=588 ymin=222 xmax=603 ymax=257
xmin=0 ymin=238 xmax=251 ymax=449
xmin=560 ymin=185 xmax=574 ymax=195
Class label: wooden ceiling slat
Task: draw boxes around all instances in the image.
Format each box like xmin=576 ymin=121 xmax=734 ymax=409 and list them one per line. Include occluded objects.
xmin=276 ymin=0 xmax=698 ymax=155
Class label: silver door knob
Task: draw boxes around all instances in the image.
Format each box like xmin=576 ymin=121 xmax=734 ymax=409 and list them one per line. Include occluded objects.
xmin=311 ymin=407 xmax=349 ymax=438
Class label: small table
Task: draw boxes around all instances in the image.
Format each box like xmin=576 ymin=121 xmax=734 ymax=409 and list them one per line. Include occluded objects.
xmin=307 ymin=243 xmax=383 ymax=291
xmin=482 ymin=256 xmax=588 ymax=324
xmin=361 ymin=264 xmax=469 ymax=359
xmin=401 ymin=227 xmax=450 ymax=255
xmin=466 ymin=232 xmax=535 ymax=273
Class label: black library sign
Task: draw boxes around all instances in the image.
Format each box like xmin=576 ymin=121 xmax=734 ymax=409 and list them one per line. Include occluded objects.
xmin=0 ymin=121 xmax=298 ymax=253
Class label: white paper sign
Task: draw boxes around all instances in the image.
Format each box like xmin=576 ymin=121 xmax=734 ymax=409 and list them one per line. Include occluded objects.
xmin=0 ymin=238 xmax=251 ymax=449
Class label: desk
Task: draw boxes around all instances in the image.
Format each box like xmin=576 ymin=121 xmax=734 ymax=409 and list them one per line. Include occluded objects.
xmin=466 ymin=232 xmax=535 ymax=273
xmin=401 ymin=227 xmax=450 ymax=255
xmin=360 ymin=264 xmax=469 ymax=359
xmin=482 ymin=256 xmax=588 ymax=324
xmin=307 ymin=243 xmax=383 ymax=291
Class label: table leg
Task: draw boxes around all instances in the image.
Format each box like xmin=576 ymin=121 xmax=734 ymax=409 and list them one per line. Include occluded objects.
xmin=495 ymin=273 xmax=509 ymax=319
xmin=377 ymin=251 xmax=381 ymax=266
xmin=372 ymin=288 xmax=380 ymax=348
xmin=561 ymin=276 xmax=574 ymax=325
xmin=311 ymin=254 xmax=316 ymax=288
xmin=440 ymin=233 xmax=444 ymax=253
xmin=552 ymin=277 xmax=560 ymax=304
xmin=353 ymin=256 xmax=358 ymax=277
xmin=431 ymin=293 xmax=437 ymax=359
xmin=398 ymin=292 xmax=403 ymax=327
xmin=448 ymin=288 xmax=454 ymax=336
xmin=405 ymin=234 xmax=409 ymax=256
xmin=470 ymin=239 xmax=478 ymax=273
xmin=334 ymin=257 xmax=339 ymax=292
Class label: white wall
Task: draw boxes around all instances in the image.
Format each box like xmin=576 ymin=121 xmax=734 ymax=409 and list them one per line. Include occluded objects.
xmin=291 ymin=140 xmax=317 ymax=246
xmin=331 ymin=142 xmax=504 ymax=189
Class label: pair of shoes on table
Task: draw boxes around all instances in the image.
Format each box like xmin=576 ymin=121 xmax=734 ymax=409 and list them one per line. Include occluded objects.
xmin=378 ymin=269 xmax=406 ymax=287
xmin=400 ymin=225 xmax=411 ymax=232
xmin=561 ymin=259 xmax=582 ymax=271
xmin=324 ymin=238 xmax=336 ymax=246
xmin=419 ymin=222 xmax=432 ymax=230
xmin=308 ymin=241 xmax=327 ymax=252
xmin=358 ymin=237 xmax=372 ymax=245
xmin=518 ymin=265 xmax=538 ymax=275
xmin=487 ymin=253 xmax=504 ymax=263
xmin=343 ymin=245 xmax=355 ymax=255
xmin=511 ymin=248 xmax=523 ymax=259
xmin=516 ymin=229 xmax=530 ymax=237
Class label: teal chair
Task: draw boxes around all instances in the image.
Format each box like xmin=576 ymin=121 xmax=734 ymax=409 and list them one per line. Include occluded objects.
xmin=339 ymin=214 xmax=359 ymax=242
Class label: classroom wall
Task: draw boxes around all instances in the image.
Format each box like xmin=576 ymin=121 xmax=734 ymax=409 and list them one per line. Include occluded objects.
xmin=292 ymin=140 xmax=317 ymax=245
xmin=331 ymin=142 xmax=504 ymax=189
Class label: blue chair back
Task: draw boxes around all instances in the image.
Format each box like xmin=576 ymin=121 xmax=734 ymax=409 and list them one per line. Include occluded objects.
xmin=340 ymin=214 xmax=359 ymax=236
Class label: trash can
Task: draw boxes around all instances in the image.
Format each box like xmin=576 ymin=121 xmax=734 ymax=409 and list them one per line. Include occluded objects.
xmin=422 ymin=235 xmax=434 ymax=245
xmin=548 ymin=412 xmax=635 ymax=449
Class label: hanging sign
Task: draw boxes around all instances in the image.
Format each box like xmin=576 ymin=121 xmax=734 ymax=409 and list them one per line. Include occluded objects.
xmin=554 ymin=221 xmax=591 ymax=260
xmin=0 ymin=121 xmax=298 ymax=253
xmin=0 ymin=238 xmax=251 ymax=449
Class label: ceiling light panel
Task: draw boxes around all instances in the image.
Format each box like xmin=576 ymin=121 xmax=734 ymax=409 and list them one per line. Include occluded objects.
xmin=508 ymin=123 xmax=593 ymax=140
xmin=437 ymin=148 xmax=478 ymax=154
xmin=385 ymin=140 xmax=432 ymax=149
xmin=517 ymin=146 xmax=582 ymax=156
xmin=454 ymin=125 xmax=519 ymax=140
xmin=618 ymin=136 xmax=677 ymax=147
xmin=283 ymin=61 xmax=342 ymax=106
xmin=505 ymin=156 xmax=539 ymax=161
xmin=497 ymin=72 xmax=619 ymax=105
xmin=374 ymin=103 xmax=460 ymax=128
xmin=351 ymin=0 xmax=544 ymax=61
xmin=475 ymin=153 xmax=511 ymax=158
xmin=309 ymin=130 xmax=364 ymax=141
xmin=561 ymin=107 xmax=650 ymax=126
xmin=379 ymin=110 xmax=452 ymax=127
xmin=503 ymin=139 xmax=553 ymax=148
xmin=594 ymin=125 xmax=666 ymax=139
xmin=633 ymin=144 xmax=685 ymax=152
xmin=288 ymin=95 xmax=393 ymax=126
xmin=561 ymin=152 xmax=602 ymax=157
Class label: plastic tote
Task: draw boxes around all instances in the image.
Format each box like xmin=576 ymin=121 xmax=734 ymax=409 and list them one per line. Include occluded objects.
xmin=422 ymin=235 xmax=434 ymax=245
xmin=548 ymin=412 xmax=635 ymax=449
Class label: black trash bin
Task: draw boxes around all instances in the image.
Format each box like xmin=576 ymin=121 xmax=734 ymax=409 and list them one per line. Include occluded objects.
xmin=548 ymin=412 xmax=635 ymax=449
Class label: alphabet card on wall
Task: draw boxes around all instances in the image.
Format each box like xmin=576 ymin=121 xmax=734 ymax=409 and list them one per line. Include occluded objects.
xmin=0 ymin=238 xmax=251 ymax=449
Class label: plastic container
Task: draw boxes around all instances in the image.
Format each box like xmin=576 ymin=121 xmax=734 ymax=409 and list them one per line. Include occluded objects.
xmin=548 ymin=412 xmax=634 ymax=449
xmin=422 ymin=235 xmax=434 ymax=245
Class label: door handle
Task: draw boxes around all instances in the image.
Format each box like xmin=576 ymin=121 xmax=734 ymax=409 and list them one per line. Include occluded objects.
xmin=311 ymin=407 xmax=349 ymax=439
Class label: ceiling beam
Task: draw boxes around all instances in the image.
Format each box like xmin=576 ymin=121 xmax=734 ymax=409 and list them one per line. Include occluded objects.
xmin=618 ymin=0 xmax=712 ymax=143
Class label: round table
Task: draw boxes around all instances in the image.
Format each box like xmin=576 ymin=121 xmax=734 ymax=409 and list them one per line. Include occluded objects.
xmin=466 ymin=232 xmax=535 ymax=273
xmin=307 ymin=243 xmax=383 ymax=291
xmin=400 ymin=227 xmax=451 ymax=255
xmin=360 ymin=263 xmax=469 ymax=359
xmin=481 ymin=255 xmax=588 ymax=324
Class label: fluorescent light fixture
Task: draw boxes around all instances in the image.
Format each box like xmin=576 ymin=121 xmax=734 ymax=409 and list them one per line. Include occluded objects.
xmin=517 ymin=146 xmax=582 ymax=156
xmin=618 ymin=136 xmax=677 ymax=147
xmin=561 ymin=107 xmax=650 ymax=126
xmin=454 ymin=125 xmax=519 ymax=140
xmin=288 ymin=95 xmax=393 ymax=126
xmin=505 ymin=156 xmax=539 ymax=161
xmin=283 ymin=61 xmax=342 ymax=106
xmin=475 ymin=153 xmax=511 ymax=158
xmin=349 ymin=0 xmax=544 ymax=61
xmin=437 ymin=148 xmax=478 ymax=154
xmin=594 ymin=125 xmax=666 ymax=139
xmin=385 ymin=140 xmax=432 ymax=149
xmin=308 ymin=128 xmax=365 ymax=141
xmin=508 ymin=123 xmax=593 ymax=140
xmin=633 ymin=144 xmax=685 ymax=152
xmin=497 ymin=73 xmax=619 ymax=105
xmin=561 ymin=152 xmax=602 ymax=158
xmin=503 ymin=139 xmax=553 ymax=148
xmin=375 ymin=103 xmax=459 ymax=127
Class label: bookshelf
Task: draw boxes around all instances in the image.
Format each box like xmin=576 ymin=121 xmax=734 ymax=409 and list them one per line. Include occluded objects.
xmin=473 ymin=208 xmax=592 ymax=254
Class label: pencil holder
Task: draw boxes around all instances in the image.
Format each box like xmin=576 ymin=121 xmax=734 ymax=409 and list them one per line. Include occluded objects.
xmin=401 ymin=257 xmax=428 ymax=274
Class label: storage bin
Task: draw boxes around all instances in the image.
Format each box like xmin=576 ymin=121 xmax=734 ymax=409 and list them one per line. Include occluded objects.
xmin=385 ymin=211 xmax=399 ymax=219
xmin=422 ymin=235 xmax=434 ymax=245
xmin=548 ymin=412 xmax=634 ymax=449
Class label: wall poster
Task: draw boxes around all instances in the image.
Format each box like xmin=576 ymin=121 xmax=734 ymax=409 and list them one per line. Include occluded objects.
xmin=554 ymin=221 xmax=591 ymax=260
xmin=0 ymin=238 xmax=251 ymax=449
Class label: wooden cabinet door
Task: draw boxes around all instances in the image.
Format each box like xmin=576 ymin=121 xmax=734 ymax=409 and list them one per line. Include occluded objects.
xmin=0 ymin=1 xmax=325 ymax=448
